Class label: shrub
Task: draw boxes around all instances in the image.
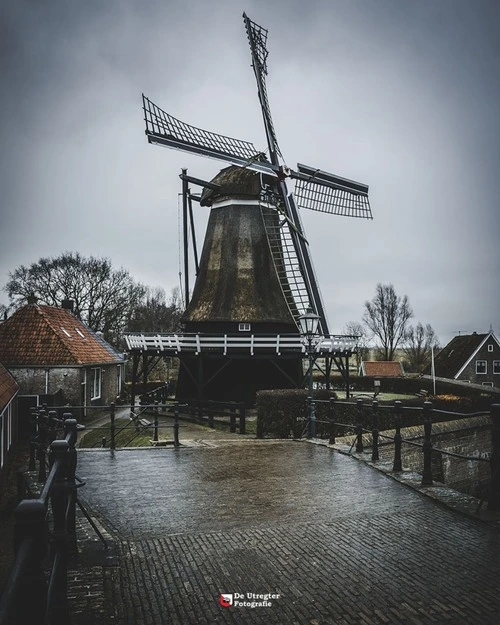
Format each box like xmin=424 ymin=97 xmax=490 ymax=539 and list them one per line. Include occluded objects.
xmin=256 ymin=389 xmax=337 ymax=438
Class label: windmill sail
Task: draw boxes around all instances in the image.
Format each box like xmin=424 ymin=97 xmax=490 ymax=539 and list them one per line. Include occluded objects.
xmin=243 ymin=13 xmax=282 ymax=164
xmin=142 ymin=95 xmax=276 ymax=176
xmin=292 ymin=164 xmax=372 ymax=218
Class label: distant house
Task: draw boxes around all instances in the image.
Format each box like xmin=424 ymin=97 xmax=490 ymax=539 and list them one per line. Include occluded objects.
xmin=425 ymin=331 xmax=500 ymax=388
xmin=359 ymin=361 xmax=405 ymax=377
xmin=0 ymin=302 xmax=125 ymax=424
xmin=0 ymin=361 xmax=18 ymax=477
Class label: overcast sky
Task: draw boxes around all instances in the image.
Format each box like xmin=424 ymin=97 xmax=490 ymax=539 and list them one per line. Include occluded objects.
xmin=1 ymin=0 xmax=499 ymax=345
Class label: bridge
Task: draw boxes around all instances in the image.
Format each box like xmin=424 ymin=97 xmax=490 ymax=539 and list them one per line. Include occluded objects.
xmin=1 ymin=404 xmax=499 ymax=624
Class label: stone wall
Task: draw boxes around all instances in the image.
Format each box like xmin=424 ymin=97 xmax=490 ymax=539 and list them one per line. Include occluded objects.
xmin=340 ymin=415 xmax=492 ymax=498
xmin=9 ymin=367 xmax=82 ymax=404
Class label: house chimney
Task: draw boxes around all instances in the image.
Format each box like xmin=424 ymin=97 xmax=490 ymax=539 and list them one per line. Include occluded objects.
xmin=62 ymin=299 xmax=74 ymax=312
xmin=27 ymin=293 xmax=38 ymax=305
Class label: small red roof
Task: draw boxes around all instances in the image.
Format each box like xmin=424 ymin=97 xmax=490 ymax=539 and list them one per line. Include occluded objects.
xmin=361 ymin=361 xmax=404 ymax=377
xmin=0 ymin=304 xmax=123 ymax=366
xmin=0 ymin=361 xmax=18 ymax=413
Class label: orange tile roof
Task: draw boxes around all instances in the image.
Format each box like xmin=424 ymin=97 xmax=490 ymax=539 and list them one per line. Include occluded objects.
xmin=0 ymin=305 xmax=123 ymax=366
xmin=0 ymin=361 xmax=18 ymax=413
xmin=361 ymin=361 xmax=404 ymax=377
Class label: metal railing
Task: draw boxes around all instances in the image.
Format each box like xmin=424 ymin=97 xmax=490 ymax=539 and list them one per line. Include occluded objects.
xmin=314 ymin=399 xmax=500 ymax=512
xmin=0 ymin=416 xmax=80 ymax=625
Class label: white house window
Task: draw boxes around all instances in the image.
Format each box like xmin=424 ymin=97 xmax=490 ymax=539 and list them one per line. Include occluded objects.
xmin=476 ymin=360 xmax=487 ymax=374
xmin=239 ymin=323 xmax=251 ymax=331
xmin=482 ymin=382 xmax=494 ymax=387
xmin=494 ymin=361 xmax=500 ymax=374
xmin=488 ymin=344 xmax=494 ymax=352
xmin=91 ymin=368 xmax=101 ymax=399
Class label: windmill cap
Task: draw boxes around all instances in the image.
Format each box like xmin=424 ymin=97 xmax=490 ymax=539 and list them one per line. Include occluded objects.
xmin=200 ymin=165 xmax=275 ymax=207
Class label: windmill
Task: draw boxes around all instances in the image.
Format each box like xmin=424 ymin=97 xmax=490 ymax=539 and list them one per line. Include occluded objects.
xmin=131 ymin=13 xmax=372 ymax=404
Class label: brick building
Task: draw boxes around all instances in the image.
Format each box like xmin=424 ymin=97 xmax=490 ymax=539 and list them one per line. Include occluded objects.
xmin=359 ymin=361 xmax=405 ymax=377
xmin=426 ymin=331 xmax=500 ymax=388
xmin=0 ymin=303 xmax=125 ymax=425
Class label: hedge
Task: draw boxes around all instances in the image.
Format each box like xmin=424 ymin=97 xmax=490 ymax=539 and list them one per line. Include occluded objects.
xmin=256 ymin=389 xmax=337 ymax=438
xmin=256 ymin=389 xmax=496 ymax=439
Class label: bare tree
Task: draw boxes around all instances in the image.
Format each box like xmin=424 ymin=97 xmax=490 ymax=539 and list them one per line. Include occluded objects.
xmin=403 ymin=323 xmax=440 ymax=372
xmin=363 ymin=283 xmax=413 ymax=361
xmin=127 ymin=287 xmax=182 ymax=333
xmin=4 ymin=252 xmax=146 ymax=345
xmin=343 ymin=321 xmax=370 ymax=371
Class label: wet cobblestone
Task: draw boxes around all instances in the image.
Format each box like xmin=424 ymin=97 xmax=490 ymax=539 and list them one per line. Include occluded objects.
xmin=76 ymin=441 xmax=500 ymax=624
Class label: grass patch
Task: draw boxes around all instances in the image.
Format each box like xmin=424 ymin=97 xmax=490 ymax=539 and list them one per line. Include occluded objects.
xmin=79 ymin=418 xmax=156 ymax=448
xmin=243 ymin=419 xmax=257 ymax=435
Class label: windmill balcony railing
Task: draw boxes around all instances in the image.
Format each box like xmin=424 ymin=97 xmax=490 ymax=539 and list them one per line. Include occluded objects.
xmin=124 ymin=332 xmax=358 ymax=356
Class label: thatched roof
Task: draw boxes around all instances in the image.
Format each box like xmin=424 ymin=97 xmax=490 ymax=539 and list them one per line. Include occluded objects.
xmin=183 ymin=167 xmax=295 ymax=325
xmin=200 ymin=165 xmax=275 ymax=207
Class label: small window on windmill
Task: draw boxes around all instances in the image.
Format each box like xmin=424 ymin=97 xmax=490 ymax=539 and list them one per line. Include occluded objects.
xmin=239 ymin=323 xmax=251 ymax=332
xmin=75 ymin=328 xmax=85 ymax=338
xmin=61 ymin=327 xmax=71 ymax=337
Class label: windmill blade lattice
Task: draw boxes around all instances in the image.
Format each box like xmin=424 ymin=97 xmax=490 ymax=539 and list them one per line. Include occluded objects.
xmin=142 ymin=95 xmax=273 ymax=174
xmin=291 ymin=163 xmax=372 ymax=218
xmin=243 ymin=13 xmax=282 ymax=163
xmin=293 ymin=178 xmax=372 ymax=218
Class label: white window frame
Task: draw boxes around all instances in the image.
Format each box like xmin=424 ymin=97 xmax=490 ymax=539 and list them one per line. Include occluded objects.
xmin=239 ymin=323 xmax=251 ymax=332
xmin=476 ymin=360 xmax=487 ymax=375
xmin=493 ymin=361 xmax=500 ymax=375
xmin=488 ymin=344 xmax=493 ymax=352
xmin=482 ymin=382 xmax=494 ymax=387
xmin=91 ymin=367 xmax=101 ymax=400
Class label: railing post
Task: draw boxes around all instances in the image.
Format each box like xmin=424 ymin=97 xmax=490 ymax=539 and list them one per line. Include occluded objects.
xmin=371 ymin=400 xmax=379 ymax=462
xmin=355 ymin=398 xmax=364 ymax=453
xmin=13 ymin=499 xmax=48 ymax=624
xmin=154 ymin=412 xmax=159 ymax=442
xmin=48 ymin=439 xmax=70 ymax=625
xmin=64 ymin=418 xmax=78 ymax=554
xmin=110 ymin=402 xmax=116 ymax=451
xmin=328 ymin=398 xmax=336 ymax=445
xmin=48 ymin=410 xmax=58 ymax=443
xmin=174 ymin=417 xmax=180 ymax=447
xmin=421 ymin=401 xmax=433 ymax=486
xmin=208 ymin=407 xmax=214 ymax=429
xmin=37 ymin=413 xmax=48 ymax=483
xmin=393 ymin=401 xmax=403 ymax=472
xmin=29 ymin=408 xmax=37 ymax=471
xmin=487 ymin=404 xmax=500 ymax=511
xmin=230 ymin=408 xmax=236 ymax=434
xmin=239 ymin=403 xmax=246 ymax=435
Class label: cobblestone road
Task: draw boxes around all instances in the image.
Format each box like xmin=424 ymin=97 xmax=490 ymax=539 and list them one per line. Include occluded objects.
xmin=77 ymin=442 xmax=500 ymax=624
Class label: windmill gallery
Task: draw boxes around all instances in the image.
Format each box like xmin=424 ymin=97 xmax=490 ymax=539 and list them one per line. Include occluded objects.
xmin=125 ymin=13 xmax=372 ymax=405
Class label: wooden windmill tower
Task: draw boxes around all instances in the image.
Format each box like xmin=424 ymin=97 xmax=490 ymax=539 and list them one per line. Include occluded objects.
xmin=128 ymin=13 xmax=372 ymax=404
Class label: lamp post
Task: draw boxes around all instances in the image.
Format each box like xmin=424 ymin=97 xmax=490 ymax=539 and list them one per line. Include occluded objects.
xmin=298 ymin=308 xmax=321 ymax=439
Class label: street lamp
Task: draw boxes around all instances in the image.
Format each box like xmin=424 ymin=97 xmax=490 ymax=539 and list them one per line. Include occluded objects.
xmin=298 ymin=308 xmax=321 ymax=439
